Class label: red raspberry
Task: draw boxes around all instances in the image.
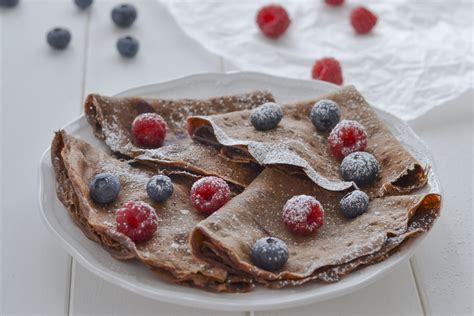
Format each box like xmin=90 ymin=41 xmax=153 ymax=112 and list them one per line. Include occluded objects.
xmin=191 ymin=176 xmax=231 ymax=215
xmin=116 ymin=201 xmax=158 ymax=243
xmin=282 ymin=195 xmax=324 ymax=236
xmin=256 ymin=5 xmax=291 ymax=39
xmin=350 ymin=6 xmax=377 ymax=34
xmin=328 ymin=120 xmax=368 ymax=159
xmin=312 ymin=57 xmax=343 ymax=85
xmin=131 ymin=113 xmax=167 ymax=148
xmin=325 ymin=0 xmax=344 ymax=6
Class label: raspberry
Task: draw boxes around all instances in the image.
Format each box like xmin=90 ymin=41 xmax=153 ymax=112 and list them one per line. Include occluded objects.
xmin=350 ymin=6 xmax=377 ymax=34
xmin=328 ymin=120 xmax=368 ymax=159
xmin=312 ymin=57 xmax=343 ymax=85
xmin=131 ymin=113 xmax=167 ymax=148
xmin=282 ymin=195 xmax=324 ymax=236
xmin=256 ymin=5 xmax=291 ymax=39
xmin=325 ymin=0 xmax=344 ymax=6
xmin=190 ymin=177 xmax=231 ymax=215
xmin=116 ymin=201 xmax=158 ymax=243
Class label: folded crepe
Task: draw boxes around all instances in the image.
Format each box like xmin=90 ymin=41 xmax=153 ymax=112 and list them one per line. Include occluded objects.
xmin=51 ymin=131 xmax=254 ymax=292
xmin=84 ymin=91 xmax=274 ymax=188
xmin=187 ymin=86 xmax=428 ymax=197
xmin=191 ymin=167 xmax=441 ymax=287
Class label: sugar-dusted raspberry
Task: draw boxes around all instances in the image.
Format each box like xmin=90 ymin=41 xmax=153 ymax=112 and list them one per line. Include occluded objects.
xmin=256 ymin=4 xmax=291 ymax=39
xmin=116 ymin=201 xmax=158 ymax=243
xmin=312 ymin=57 xmax=343 ymax=85
xmin=325 ymin=0 xmax=344 ymax=6
xmin=190 ymin=176 xmax=231 ymax=215
xmin=282 ymin=195 xmax=324 ymax=236
xmin=328 ymin=120 xmax=368 ymax=159
xmin=350 ymin=6 xmax=377 ymax=34
xmin=131 ymin=113 xmax=167 ymax=148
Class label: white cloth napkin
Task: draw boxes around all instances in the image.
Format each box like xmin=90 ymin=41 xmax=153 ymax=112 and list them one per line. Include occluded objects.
xmin=162 ymin=0 xmax=473 ymax=120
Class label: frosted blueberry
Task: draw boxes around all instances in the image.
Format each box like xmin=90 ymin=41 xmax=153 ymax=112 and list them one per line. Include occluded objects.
xmin=89 ymin=173 xmax=120 ymax=204
xmin=146 ymin=175 xmax=174 ymax=202
xmin=339 ymin=190 xmax=369 ymax=219
xmin=250 ymin=237 xmax=289 ymax=271
xmin=310 ymin=99 xmax=341 ymax=131
xmin=340 ymin=151 xmax=379 ymax=185
xmin=250 ymin=102 xmax=283 ymax=131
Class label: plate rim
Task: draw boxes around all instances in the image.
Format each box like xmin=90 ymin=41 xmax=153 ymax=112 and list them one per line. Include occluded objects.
xmin=38 ymin=71 xmax=441 ymax=311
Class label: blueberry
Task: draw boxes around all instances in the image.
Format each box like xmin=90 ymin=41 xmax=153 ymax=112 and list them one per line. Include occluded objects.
xmin=250 ymin=102 xmax=283 ymax=131
xmin=310 ymin=99 xmax=341 ymax=131
xmin=47 ymin=28 xmax=71 ymax=50
xmin=117 ymin=36 xmax=139 ymax=58
xmin=339 ymin=190 xmax=369 ymax=219
xmin=0 ymin=0 xmax=19 ymax=7
xmin=340 ymin=151 xmax=379 ymax=185
xmin=74 ymin=0 xmax=92 ymax=9
xmin=111 ymin=3 xmax=137 ymax=28
xmin=146 ymin=175 xmax=174 ymax=202
xmin=89 ymin=173 xmax=120 ymax=204
xmin=250 ymin=237 xmax=289 ymax=271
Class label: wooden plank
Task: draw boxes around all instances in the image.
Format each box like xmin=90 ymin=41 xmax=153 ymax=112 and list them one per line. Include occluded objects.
xmin=69 ymin=1 xmax=230 ymax=315
xmin=256 ymin=262 xmax=423 ymax=316
xmin=409 ymin=91 xmax=473 ymax=316
xmin=0 ymin=1 xmax=89 ymax=314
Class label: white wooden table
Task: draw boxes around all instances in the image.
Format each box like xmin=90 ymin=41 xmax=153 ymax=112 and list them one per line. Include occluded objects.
xmin=1 ymin=1 xmax=472 ymax=315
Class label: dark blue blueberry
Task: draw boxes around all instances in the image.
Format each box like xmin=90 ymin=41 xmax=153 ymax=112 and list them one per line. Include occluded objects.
xmin=89 ymin=173 xmax=120 ymax=204
xmin=0 ymin=0 xmax=19 ymax=8
xmin=250 ymin=237 xmax=289 ymax=271
xmin=146 ymin=175 xmax=174 ymax=202
xmin=74 ymin=0 xmax=93 ymax=9
xmin=250 ymin=102 xmax=283 ymax=131
xmin=117 ymin=36 xmax=139 ymax=58
xmin=47 ymin=28 xmax=71 ymax=50
xmin=340 ymin=151 xmax=379 ymax=185
xmin=111 ymin=3 xmax=137 ymax=28
xmin=310 ymin=99 xmax=341 ymax=131
xmin=339 ymin=190 xmax=369 ymax=219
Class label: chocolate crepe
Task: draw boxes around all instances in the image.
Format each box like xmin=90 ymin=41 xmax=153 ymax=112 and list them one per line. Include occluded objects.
xmin=84 ymin=91 xmax=274 ymax=188
xmin=51 ymin=131 xmax=253 ymax=292
xmin=191 ymin=167 xmax=441 ymax=287
xmin=187 ymin=86 xmax=428 ymax=197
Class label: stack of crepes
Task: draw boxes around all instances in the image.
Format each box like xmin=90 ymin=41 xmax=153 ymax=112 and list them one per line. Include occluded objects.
xmin=51 ymin=86 xmax=441 ymax=292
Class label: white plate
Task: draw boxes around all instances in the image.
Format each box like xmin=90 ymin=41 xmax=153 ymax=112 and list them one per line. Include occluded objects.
xmin=38 ymin=72 xmax=441 ymax=312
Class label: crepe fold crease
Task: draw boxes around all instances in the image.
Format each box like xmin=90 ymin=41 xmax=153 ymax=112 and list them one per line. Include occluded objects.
xmin=52 ymin=131 xmax=254 ymax=292
xmin=187 ymin=86 xmax=428 ymax=197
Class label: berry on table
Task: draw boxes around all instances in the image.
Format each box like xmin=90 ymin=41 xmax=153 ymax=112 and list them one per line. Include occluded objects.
xmin=74 ymin=0 xmax=92 ymax=10
xmin=47 ymin=28 xmax=71 ymax=50
xmin=339 ymin=190 xmax=369 ymax=219
xmin=310 ymin=99 xmax=341 ymax=132
xmin=190 ymin=176 xmax=231 ymax=215
xmin=340 ymin=151 xmax=380 ymax=185
xmin=325 ymin=0 xmax=344 ymax=6
xmin=351 ymin=6 xmax=377 ymax=34
xmin=328 ymin=120 xmax=368 ymax=159
xmin=250 ymin=237 xmax=289 ymax=271
xmin=111 ymin=3 xmax=137 ymax=28
xmin=250 ymin=102 xmax=283 ymax=131
xmin=256 ymin=4 xmax=291 ymax=39
xmin=282 ymin=195 xmax=324 ymax=236
xmin=116 ymin=201 xmax=158 ymax=243
xmin=0 ymin=0 xmax=19 ymax=7
xmin=117 ymin=36 xmax=139 ymax=58
xmin=89 ymin=173 xmax=120 ymax=204
xmin=146 ymin=175 xmax=174 ymax=202
xmin=312 ymin=57 xmax=343 ymax=85
xmin=131 ymin=113 xmax=167 ymax=148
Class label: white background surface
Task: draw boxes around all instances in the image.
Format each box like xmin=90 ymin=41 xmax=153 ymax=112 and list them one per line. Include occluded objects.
xmin=1 ymin=0 xmax=472 ymax=315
